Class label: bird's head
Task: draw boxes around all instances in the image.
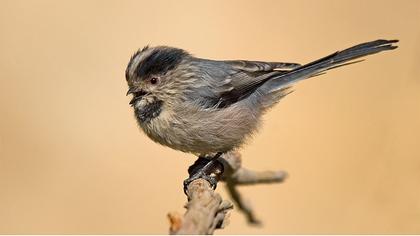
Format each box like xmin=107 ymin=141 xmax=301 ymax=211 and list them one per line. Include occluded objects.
xmin=125 ymin=46 xmax=190 ymax=122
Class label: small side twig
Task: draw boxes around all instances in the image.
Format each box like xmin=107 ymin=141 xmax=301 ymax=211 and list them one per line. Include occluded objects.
xmin=220 ymin=151 xmax=287 ymax=225
xmin=168 ymin=151 xmax=287 ymax=234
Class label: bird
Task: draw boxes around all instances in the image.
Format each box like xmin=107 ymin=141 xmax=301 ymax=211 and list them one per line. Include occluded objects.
xmin=125 ymin=39 xmax=398 ymax=189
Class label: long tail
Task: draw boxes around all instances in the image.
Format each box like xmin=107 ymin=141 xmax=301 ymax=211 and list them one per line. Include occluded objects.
xmin=260 ymin=39 xmax=398 ymax=93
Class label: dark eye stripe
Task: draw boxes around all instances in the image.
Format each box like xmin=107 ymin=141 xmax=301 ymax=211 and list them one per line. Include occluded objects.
xmin=135 ymin=48 xmax=187 ymax=78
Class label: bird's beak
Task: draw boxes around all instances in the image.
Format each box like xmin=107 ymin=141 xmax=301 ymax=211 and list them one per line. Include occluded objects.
xmin=128 ymin=88 xmax=148 ymax=106
xmin=126 ymin=87 xmax=136 ymax=96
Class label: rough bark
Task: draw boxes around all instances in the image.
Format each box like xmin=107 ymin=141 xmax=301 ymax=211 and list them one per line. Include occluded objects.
xmin=168 ymin=151 xmax=287 ymax=234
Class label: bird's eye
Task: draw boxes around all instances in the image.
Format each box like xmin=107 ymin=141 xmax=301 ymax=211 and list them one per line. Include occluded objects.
xmin=150 ymin=77 xmax=158 ymax=85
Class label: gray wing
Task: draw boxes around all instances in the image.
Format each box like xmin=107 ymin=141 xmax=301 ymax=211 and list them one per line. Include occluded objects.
xmin=191 ymin=39 xmax=398 ymax=109
xmin=223 ymin=60 xmax=301 ymax=72
xmin=189 ymin=59 xmax=301 ymax=108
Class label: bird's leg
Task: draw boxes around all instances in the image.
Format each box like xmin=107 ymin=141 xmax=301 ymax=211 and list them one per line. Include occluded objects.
xmin=183 ymin=152 xmax=224 ymax=194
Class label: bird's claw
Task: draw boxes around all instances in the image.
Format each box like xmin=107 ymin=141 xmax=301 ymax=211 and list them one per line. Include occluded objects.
xmin=183 ymin=172 xmax=218 ymax=194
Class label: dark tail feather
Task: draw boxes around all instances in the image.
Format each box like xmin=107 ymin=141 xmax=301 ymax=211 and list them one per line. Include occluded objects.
xmin=261 ymin=39 xmax=398 ymax=92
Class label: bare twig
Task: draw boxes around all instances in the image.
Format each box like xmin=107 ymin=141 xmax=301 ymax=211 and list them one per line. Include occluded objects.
xmin=220 ymin=151 xmax=287 ymax=225
xmin=168 ymin=151 xmax=287 ymax=234
xmin=168 ymin=179 xmax=233 ymax=234
xmin=228 ymin=168 xmax=288 ymax=185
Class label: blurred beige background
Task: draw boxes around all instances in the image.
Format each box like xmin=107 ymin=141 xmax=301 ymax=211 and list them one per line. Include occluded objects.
xmin=0 ymin=0 xmax=419 ymax=234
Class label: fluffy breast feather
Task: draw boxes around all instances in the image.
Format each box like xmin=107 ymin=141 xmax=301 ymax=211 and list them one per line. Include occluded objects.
xmin=138 ymin=100 xmax=262 ymax=155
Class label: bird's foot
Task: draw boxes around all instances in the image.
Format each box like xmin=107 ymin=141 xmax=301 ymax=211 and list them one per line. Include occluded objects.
xmin=183 ymin=171 xmax=218 ymax=194
xmin=183 ymin=153 xmax=224 ymax=194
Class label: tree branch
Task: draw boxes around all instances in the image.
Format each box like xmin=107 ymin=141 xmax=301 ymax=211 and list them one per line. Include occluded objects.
xmin=168 ymin=151 xmax=287 ymax=234
xmin=168 ymin=179 xmax=233 ymax=234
